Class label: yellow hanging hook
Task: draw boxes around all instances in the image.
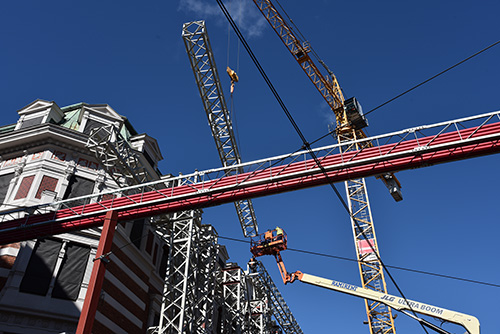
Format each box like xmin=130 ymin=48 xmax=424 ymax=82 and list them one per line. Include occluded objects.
xmin=226 ymin=66 xmax=239 ymax=94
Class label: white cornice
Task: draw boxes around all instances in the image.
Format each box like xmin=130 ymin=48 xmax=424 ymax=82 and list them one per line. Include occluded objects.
xmin=0 ymin=124 xmax=89 ymax=156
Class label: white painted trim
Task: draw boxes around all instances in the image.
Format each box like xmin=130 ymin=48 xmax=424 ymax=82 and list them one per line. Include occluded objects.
xmin=0 ymin=247 xmax=19 ymax=257
xmin=95 ymin=311 xmax=128 ymax=334
xmin=102 ymin=294 xmax=143 ymax=328
xmin=106 ymin=271 xmax=146 ymax=310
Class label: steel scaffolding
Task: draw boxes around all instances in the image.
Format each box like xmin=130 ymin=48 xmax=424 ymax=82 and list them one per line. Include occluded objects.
xmin=154 ymin=213 xmax=271 ymax=334
xmin=248 ymin=260 xmax=303 ymax=334
xmin=159 ymin=210 xmax=204 ymax=332
xmin=86 ymin=124 xmax=154 ymax=189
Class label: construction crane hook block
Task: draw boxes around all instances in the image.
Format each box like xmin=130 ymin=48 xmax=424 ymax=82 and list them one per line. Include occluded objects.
xmin=227 ymin=66 xmax=239 ymax=94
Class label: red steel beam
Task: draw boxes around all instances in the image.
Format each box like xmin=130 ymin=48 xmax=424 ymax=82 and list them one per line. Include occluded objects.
xmin=76 ymin=210 xmax=118 ymax=334
xmin=1 ymin=122 xmax=500 ymax=244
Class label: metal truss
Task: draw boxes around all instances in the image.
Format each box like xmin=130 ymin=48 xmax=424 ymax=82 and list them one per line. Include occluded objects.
xmin=154 ymin=218 xmax=273 ymax=334
xmin=219 ymin=263 xmax=272 ymax=334
xmin=253 ymin=0 xmax=345 ymax=119
xmin=221 ymin=264 xmax=246 ymax=333
xmin=182 ymin=20 xmax=258 ymax=238
xmin=158 ymin=210 xmax=206 ymax=333
xmin=152 ymin=213 xmax=269 ymax=334
xmin=2 ymin=110 xmax=500 ymax=243
xmin=86 ymin=124 xmax=154 ymax=188
xmin=249 ymin=259 xmax=303 ymax=334
xmin=338 ymin=127 xmax=396 ymax=334
xmin=248 ymin=296 xmax=269 ymax=334
xmin=195 ymin=224 xmax=220 ymax=333
xmin=346 ymin=178 xmax=395 ymax=333
xmin=245 ymin=273 xmax=271 ymax=334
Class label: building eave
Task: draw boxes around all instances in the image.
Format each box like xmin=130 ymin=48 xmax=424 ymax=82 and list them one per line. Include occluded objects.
xmin=0 ymin=123 xmax=89 ymax=157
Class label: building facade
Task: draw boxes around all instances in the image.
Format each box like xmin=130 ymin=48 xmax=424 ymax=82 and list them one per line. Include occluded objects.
xmin=0 ymin=100 xmax=274 ymax=334
xmin=0 ymin=100 xmax=169 ymax=333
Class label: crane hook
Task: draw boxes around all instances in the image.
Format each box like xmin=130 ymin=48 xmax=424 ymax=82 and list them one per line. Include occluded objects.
xmin=227 ymin=66 xmax=239 ymax=94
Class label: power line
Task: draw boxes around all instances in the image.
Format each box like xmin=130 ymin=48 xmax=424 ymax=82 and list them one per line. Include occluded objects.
xmin=363 ymin=39 xmax=500 ymax=117
xmin=303 ymin=44 xmax=500 ymax=163
xmin=218 ymin=235 xmax=500 ymax=289
xmin=215 ymin=1 xmax=428 ymax=330
xmin=303 ymin=39 xmax=500 ymax=154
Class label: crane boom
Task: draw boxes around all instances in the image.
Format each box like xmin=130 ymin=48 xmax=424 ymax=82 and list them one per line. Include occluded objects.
xmin=294 ymin=272 xmax=480 ymax=334
xmin=182 ymin=20 xmax=304 ymax=333
xmin=0 ymin=111 xmax=499 ymax=244
xmin=253 ymin=0 xmax=345 ymax=123
xmin=182 ymin=20 xmax=258 ymax=238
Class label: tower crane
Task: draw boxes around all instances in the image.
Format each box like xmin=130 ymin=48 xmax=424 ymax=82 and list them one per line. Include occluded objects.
xmin=249 ymin=228 xmax=480 ymax=334
xmin=252 ymin=0 xmax=401 ymax=331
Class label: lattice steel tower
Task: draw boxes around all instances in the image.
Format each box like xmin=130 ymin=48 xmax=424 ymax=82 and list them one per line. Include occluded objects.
xmin=252 ymin=1 xmax=399 ymax=332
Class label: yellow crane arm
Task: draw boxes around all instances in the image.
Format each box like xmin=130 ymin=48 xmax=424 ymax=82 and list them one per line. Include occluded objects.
xmin=253 ymin=0 xmax=346 ymax=126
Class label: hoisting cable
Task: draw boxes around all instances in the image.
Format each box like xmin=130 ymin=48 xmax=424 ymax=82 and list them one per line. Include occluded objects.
xmin=215 ymin=0 xmax=430 ymax=332
xmin=225 ymin=0 xmax=243 ymax=153
xmin=216 ymin=0 xmax=305 ymax=144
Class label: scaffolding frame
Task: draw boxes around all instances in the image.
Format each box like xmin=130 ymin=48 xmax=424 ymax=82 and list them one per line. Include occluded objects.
xmin=249 ymin=260 xmax=303 ymax=334
xmin=86 ymin=124 xmax=153 ymax=188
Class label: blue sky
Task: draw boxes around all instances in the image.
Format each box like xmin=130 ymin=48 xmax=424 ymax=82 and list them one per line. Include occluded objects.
xmin=1 ymin=1 xmax=499 ymax=333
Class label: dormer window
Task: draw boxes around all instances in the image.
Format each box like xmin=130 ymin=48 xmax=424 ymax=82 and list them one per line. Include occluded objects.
xmin=16 ymin=100 xmax=64 ymax=130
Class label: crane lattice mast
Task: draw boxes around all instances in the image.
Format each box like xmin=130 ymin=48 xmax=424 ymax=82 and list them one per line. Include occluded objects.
xmin=182 ymin=20 xmax=303 ymax=333
xmin=182 ymin=20 xmax=258 ymax=239
xmin=252 ymin=0 xmax=397 ymax=331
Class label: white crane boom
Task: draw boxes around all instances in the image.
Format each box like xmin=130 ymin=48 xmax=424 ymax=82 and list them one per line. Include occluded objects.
xmin=295 ymin=272 xmax=479 ymax=334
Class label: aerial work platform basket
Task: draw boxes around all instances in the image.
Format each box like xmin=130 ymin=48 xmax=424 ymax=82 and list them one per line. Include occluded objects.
xmin=250 ymin=227 xmax=287 ymax=257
